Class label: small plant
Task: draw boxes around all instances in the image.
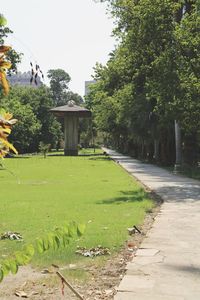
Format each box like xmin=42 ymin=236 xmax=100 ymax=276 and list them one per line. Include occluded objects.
xmin=39 ymin=141 xmax=51 ymax=158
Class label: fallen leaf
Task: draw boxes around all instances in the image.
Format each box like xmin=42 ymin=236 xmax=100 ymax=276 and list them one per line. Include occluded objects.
xmin=29 ymin=291 xmax=39 ymax=296
xmin=0 ymin=231 xmax=23 ymax=240
xmin=127 ymin=241 xmax=135 ymax=248
xmin=75 ymin=246 xmax=111 ymax=257
xmin=15 ymin=290 xmax=28 ymax=298
xmin=105 ymin=289 xmax=113 ymax=296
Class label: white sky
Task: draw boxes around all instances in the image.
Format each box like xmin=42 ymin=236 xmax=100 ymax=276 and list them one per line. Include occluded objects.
xmin=1 ymin=0 xmax=116 ymax=96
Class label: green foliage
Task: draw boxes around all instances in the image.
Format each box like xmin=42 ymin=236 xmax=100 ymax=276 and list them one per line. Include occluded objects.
xmin=39 ymin=141 xmax=51 ymax=158
xmin=0 ymin=17 xmax=22 ymax=74
xmin=0 ymin=94 xmax=41 ymax=153
xmin=47 ymin=69 xmax=71 ymax=106
xmin=0 ymin=222 xmax=85 ymax=283
xmin=87 ymin=0 xmax=200 ymax=165
xmin=47 ymin=69 xmax=83 ymax=106
xmin=1 ymin=86 xmax=62 ymax=153
xmin=62 ymin=90 xmax=83 ymax=106
xmin=77 ymin=223 xmax=86 ymax=237
xmin=0 ymin=14 xmax=7 ymax=26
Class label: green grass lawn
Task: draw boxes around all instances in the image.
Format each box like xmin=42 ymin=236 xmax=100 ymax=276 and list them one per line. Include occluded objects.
xmin=0 ymin=153 xmax=153 ymax=269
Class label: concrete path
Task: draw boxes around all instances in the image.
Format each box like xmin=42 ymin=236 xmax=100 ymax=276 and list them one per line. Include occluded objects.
xmin=103 ymin=149 xmax=200 ymax=300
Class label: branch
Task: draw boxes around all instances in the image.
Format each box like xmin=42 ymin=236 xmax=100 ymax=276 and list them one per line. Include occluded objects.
xmin=56 ymin=271 xmax=84 ymax=300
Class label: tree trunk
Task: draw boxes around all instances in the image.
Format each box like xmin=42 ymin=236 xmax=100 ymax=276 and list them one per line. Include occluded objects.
xmin=153 ymin=139 xmax=159 ymax=162
xmin=174 ymin=120 xmax=182 ymax=173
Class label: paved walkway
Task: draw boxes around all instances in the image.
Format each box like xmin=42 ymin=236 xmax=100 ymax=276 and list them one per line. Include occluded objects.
xmin=103 ymin=149 xmax=200 ymax=300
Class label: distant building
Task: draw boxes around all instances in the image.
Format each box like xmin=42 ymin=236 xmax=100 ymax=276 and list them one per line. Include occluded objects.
xmin=8 ymin=71 xmax=43 ymax=87
xmin=84 ymin=80 xmax=96 ymax=96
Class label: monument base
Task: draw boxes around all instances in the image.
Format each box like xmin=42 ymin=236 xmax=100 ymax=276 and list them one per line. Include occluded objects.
xmin=64 ymin=149 xmax=78 ymax=156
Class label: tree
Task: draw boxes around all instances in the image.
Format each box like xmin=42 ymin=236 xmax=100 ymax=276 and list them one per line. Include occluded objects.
xmin=47 ymin=68 xmax=83 ymax=107
xmin=88 ymin=0 xmax=200 ymax=166
xmin=3 ymin=86 xmax=62 ymax=153
xmin=62 ymin=90 xmax=83 ymax=105
xmin=1 ymin=94 xmax=41 ymax=153
xmin=47 ymin=69 xmax=71 ymax=106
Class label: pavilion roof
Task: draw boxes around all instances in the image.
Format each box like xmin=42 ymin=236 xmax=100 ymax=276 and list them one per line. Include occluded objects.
xmin=50 ymin=101 xmax=91 ymax=118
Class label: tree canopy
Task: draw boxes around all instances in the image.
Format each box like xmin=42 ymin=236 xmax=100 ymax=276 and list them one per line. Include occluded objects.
xmin=87 ymin=0 xmax=200 ymax=165
xmin=47 ymin=68 xmax=83 ymax=106
xmin=47 ymin=69 xmax=71 ymax=106
xmin=1 ymin=86 xmax=62 ymax=153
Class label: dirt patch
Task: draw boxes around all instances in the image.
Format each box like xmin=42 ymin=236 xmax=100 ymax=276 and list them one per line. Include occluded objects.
xmin=0 ymin=200 xmax=161 ymax=300
xmin=78 ymin=199 xmax=161 ymax=300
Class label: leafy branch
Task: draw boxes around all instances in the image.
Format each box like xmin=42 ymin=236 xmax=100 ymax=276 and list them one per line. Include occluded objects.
xmin=0 ymin=16 xmax=18 ymax=159
xmin=0 ymin=221 xmax=86 ymax=283
xmin=0 ymin=109 xmax=18 ymax=159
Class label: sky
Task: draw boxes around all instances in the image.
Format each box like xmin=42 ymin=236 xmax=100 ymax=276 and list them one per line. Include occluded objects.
xmin=1 ymin=0 xmax=116 ymax=96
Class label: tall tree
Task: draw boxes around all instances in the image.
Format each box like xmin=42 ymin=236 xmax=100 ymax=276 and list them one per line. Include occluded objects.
xmin=47 ymin=69 xmax=83 ymax=106
xmin=47 ymin=69 xmax=71 ymax=106
xmin=88 ymin=0 xmax=200 ymax=165
xmin=3 ymin=86 xmax=62 ymax=153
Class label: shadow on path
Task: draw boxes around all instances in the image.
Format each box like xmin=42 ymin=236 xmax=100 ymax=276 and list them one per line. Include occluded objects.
xmin=155 ymin=185 xmax=200 ymax=202
xmin=165 ymin=263 xmax=200 ymax=275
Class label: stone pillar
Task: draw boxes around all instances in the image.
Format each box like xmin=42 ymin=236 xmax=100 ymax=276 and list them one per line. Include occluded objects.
xmin=64 ymin=116 xmax=78 ymax=156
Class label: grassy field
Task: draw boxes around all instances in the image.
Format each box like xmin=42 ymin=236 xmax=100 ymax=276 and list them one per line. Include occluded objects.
xmin=0 ymin=152 xmax=153 ymax=269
